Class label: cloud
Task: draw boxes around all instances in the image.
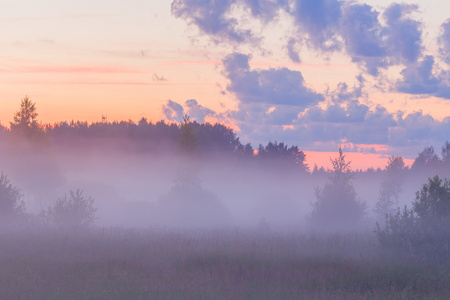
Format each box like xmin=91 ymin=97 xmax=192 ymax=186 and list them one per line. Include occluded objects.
xmin=339 ymin=3 xmax=386 ymax=75
xmin=229 ymin=102 xmax=304 ymax=126
xmin=162 ymin=100 xmax=184 ymax=122
xmin=185 ymin=99 xmax=215 ymax=122
xmin=223 ymin=52 xmax=323 ymax=107
xmin=383 ymin=3 xmax=422 ymax=64
xmin=329 ymin=76 xmax=365 ymax=103
xmin=241 ymin=0 xmax=286 ymax=22
xmin=163 ymin=99 xmax=217 ymax=123
xmin=286 ymin=38 xmax=301 ymax=63
xmin=396 ymin=56 xmax=450 ymax=99
xmin=171 ymin=0 xmax=254 ymax=44
xmin=439 ymin=19 xmax=450 ymax=64
xmin=290 ymin=0 xmax=342 ymax=52
xmin=171 ymin=0 xmax=429 ymax=78
xmin=152 ymin=73 xmax=168 ymax=81
xmin=170 ymin=0 xmax=450 ymax=153
xmin=390 ymin=111 xmax=450 ymax=147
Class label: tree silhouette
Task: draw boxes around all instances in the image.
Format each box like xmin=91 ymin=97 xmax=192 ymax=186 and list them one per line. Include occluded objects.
xmin=178 ymin=115 xmax=198 ymax=155
xmin=376 ymin=176 xmax=450 ymax=262
xmin=309 ymin=147 xmax=366 ymax=231
xmin=257 ymin=141 xmax=308 ymax=172
xmin=10 ymin=96 xmax=41 ymax=137
xmin=0 ymin=172 xmax=25 ymax=220
xmin=374 ymin=156 xmax=407 ymax=221
xmin=411 ymin=146 xmax=441 ymax=174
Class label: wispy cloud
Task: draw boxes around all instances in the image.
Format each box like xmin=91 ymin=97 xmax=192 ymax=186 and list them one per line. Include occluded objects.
xmin=12 ymin=65 xmax=143 ymax=74
xmin=152 ymin=73 xmax=168 ymax=81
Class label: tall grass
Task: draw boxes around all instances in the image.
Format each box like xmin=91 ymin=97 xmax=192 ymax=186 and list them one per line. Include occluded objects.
xmin=0 ymin=227 xmax=448 ymax=299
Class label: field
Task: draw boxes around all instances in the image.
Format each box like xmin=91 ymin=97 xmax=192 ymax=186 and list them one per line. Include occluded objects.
xmin=0 ymin=227 xmax=448 ymax=300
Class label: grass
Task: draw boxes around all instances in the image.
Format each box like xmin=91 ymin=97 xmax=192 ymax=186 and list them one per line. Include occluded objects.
xmin=0 ymin=227 xmax=448 ymax=299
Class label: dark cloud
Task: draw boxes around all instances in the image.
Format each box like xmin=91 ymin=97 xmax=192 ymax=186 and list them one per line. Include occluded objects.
xmin=223 ymin=52 xmax=323 ymax=107
xmin=339 ymin=3 xmax=386 ymax=75
xmin=162 ymin=100 xmax=184 ymax=122
xmin=439 ymin=19 xmax=450 ymax=64
xmin=171 ymin=0 xmax=254 ymax=44
xmin=241 ymin=0 xmax=286 ymax=22
xmin=383 ymin=3 xmax=422 ymax=64
xmin=396 ymin=56 xmax=450 ymax=98
xmin=390 ymin=111 xmax=450 ymax=147
xmin=185 ymin=99 xmax=215 ymax=122
xmin=171 ymin=0 xmax=432 ymax=80
xmin=290 ymin=0 xmax=342 ymax=52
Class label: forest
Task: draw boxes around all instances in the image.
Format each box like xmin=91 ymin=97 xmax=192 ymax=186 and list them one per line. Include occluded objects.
xmin=1 ymin=97 xmax=449 ymax=299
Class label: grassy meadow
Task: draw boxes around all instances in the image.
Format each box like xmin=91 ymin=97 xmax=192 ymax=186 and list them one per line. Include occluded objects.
xmin=0 ymin=227 xmax=448 ymax=300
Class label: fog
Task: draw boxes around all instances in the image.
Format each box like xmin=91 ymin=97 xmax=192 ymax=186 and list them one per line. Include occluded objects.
xmin=1 ymin=132 xmax=449 ymax=299
xmin=1 ymin=138 xmax=445 ymax=233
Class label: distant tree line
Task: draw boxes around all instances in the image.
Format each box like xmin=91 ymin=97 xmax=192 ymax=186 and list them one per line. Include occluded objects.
xmin=1 ymin=97 xmax=310 ymax=172
xmin=2 ymin=97 xmax=450 ymax=176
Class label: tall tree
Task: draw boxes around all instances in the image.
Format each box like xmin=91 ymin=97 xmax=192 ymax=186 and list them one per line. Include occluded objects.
xmin=10 ymin=96 xmax=41 ymax=137
xmin=411 ymin=146 xmax=441 ymax=174
xmin=178 ymin=115 xmax=198 ymax=155
xmin=374 ymin=156 xmax=407 ymax=221
xmin=309 ymin=147 xmax=366 ymax=231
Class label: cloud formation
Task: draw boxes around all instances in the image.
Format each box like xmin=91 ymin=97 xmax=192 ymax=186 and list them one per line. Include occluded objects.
xmin=171 ymin=0 xmax=254 ymax=44
xmin=290 ymin=0 xmax=342 ymax=52
xmin=383 ymin=3 xmax=422 ymax=65
xmin=439 ymin=19 xmax=450 ymax=64
xmin=223 ymin=52 xmax=323 ymax=107
xmin=185 ymin=99 xmax=215 ymax=122
xmin=170 ymin=0 xmax=450 ymax=154
xmin=163 ymin=99 xmax=216 ymax=123
xmin=162 ymin=100 xmax=184 ymax=122
xmin=396 ymin=56 xmax=450 ymax=99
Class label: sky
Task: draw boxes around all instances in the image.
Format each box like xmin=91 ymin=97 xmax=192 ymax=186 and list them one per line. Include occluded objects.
xmin=0 ymin=0 xmax=449 ymax=169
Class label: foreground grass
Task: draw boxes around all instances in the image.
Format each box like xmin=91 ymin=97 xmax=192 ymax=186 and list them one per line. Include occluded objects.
xmin=0 ymin=227 xmax=448 ymax=299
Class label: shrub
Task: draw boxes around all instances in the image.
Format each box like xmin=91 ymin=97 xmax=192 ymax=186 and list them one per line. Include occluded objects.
xmin=44 ymin=189 xmax=97 ymax=229
xmin=376 ymin=176 xmax=450 ymax=262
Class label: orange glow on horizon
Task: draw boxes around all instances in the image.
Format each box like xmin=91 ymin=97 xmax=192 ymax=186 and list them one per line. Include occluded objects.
xmin=304 ymin=151 xmax=414 ymax=171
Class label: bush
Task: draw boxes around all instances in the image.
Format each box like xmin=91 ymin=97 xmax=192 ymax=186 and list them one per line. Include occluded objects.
xmin=376 ymin=176 xmax=450 ymax=262
xmin=44 ymin=189 xmax=97 ymax=229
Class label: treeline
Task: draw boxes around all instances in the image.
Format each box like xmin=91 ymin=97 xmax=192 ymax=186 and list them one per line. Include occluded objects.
xmin=2 ymin=97 xmax=450 ymax=176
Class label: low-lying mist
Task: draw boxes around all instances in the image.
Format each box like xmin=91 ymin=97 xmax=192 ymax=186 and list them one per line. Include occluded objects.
xmin=1 ymin=140 xmax=446 ymax=233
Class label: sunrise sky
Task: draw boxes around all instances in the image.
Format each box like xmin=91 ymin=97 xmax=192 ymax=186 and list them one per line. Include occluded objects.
xmin=0 ymin=0 xmax=449 ymax=169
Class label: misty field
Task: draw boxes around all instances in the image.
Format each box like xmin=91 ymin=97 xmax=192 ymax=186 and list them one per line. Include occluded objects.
xmin=0 ymin=227 xmax=448 ymax=300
